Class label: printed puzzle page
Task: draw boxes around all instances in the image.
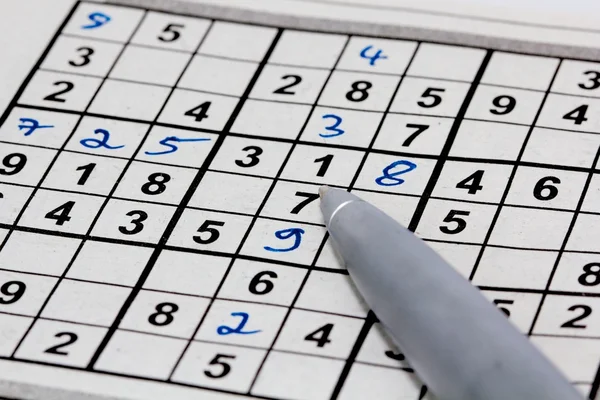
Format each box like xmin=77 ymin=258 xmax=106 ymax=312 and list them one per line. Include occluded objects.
xmin=2 ymin=1 xmax=600 ymax=399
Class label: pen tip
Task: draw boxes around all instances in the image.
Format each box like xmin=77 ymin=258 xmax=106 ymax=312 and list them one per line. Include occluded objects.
xmin=319 ymin=186 xmax=330 ymax=198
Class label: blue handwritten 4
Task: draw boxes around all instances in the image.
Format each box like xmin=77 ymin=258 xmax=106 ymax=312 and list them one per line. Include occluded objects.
xmin=264 ymin=228 xmax=305 ymax=252
xmin=80 ymin=128 xmax=124 ymax=150
xmin=18 ymin=118 xmax=54 ymax=136
xmin=319 ymin=114 xmax=344 ymax=138
xmin=144 ymin=136 xmax=211 ymax=156
xmin=360 ymin=45 xmax=388 ymax=66
xmin=82 ymin=12 xmax=111 ymax=29
xmin=375 ymin=160 xmax=417 ymax=186
xmin=217 ymin=312 xmax=261 ymax=335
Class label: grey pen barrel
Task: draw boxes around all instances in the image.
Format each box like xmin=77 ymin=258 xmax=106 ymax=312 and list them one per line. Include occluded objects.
xmin=321 ymin=188 xmax=582 ymax=400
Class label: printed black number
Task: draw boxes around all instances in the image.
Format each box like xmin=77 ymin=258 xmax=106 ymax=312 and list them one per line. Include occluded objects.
xmin=184 ymin=101 xmax=211 ymax=122
xmin=0 ymin=153 xmax=27 ymax=176
xmin=273 ymin=75 xmax=302 ymax=95
xmin=44 ymin=332 xmax=78 ymax=355
xmin=141 ymin=173 xmax=171 ymax=195
xmin=0 ymin=281 xmax=26 ymax=305
xmin=43 ymin=81 xmax=74 ymax=103
xmin=68 ymin=46 xmax=94 ymax=67
xmin=75 ymin=163 xmax=96 ymax=185
xmin=578 ymin=263 xmax=600 ymax=286
xmin=456 ymin=170 xmax=484 ymax=194
xmin=45 ymin=201 xmax=75 ymax=226
xmin=314 ymin=154 xmax=333 ymax=177
xmin=304 ymin=323 xmax=333 ymax=347
xmin=235 ymin=146 xmax=263 ymax=168
xmin=158 ymin=23 xmax=184 ymax=42
xmin=118 ymin=210 xmax=148 ymax=235
xmin=578 ymin=71 xmax=600 ymax=90
xmin=193 ymin=220 xmax=225 ymax=244
xmin=561 ymin=305 xmax=592 ymax=329
xmin=490 ymin=95 xmax=516 ymax=115
xmin=402 ymin=123 xmax=429 ymax=147
xmin=493 ymin=299 xmax=514 ymax=316
xmin=384 ymin=350 xmax=405 ymax=361
xmin=563 ymin=105 xmax=588 ymax=125
xmin=248 ymin=271 xmax=277 ymax=295
xmin=345 ymin=81 xmax=372 ymax=102
xmin=439 ymin=210 xmax=469 ymax=234
xmin=204 ymin=354 xmax=235 ymax=378
xmin=148 ymin=302 xmax=178 ymax=326
xmin=417 ymin=87 xmax=445 ymax=108
xmin=291 ymin=191 xmax=319 ymax=214
xmin=533 ymin=176 xmax=560 ymax=201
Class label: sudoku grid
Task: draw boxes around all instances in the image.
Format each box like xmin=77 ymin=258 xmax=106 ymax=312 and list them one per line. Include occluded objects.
xmin=2 ymin=1 xmax=600 ymax=399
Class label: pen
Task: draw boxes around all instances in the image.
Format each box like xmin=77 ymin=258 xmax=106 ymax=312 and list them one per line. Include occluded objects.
xmin=319 ymin=187 xmax=582 ymax=400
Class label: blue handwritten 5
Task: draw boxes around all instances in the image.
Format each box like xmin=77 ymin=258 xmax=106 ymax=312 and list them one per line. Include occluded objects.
xmin=375 ymin=160 xmax=417 ymax=186
xmin=264 ymin=228 xmax=305 ymax=252
xmin=82 ymin=12 xmax=111 ymax=29
xmin=217 ymin=312 xmax=261 ymax=335
xmin=144 ymin=136 xmax=211 ymax=156
xmin=319 ymin=114 xmax=344 ymax=138
xmin=80 ymin=128 xmax=124 ymax=150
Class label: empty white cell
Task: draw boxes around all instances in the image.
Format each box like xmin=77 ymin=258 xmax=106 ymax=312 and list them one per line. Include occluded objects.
xmin=296 ymin=271 xmax=368 ymax=317
xmin=0 ymin=184 xmax=32 ymax=224
xmin=67 ymin=241 xmax=152 ymax=286
xmin=537 ymin=93 xmax=600 ymax=132
xmin=281 ymin=144 xmax=363 ymax=187
xmin=130 ymin=12 xmax=210 ymax=52
xmin=0 ymin=270 xmax=57 ymax=316
xmin=168 ymin=208 xmax=252 ymax=254
xmin=552 ymin=60 xmax=600 ymax=98
xmin=110 ymin=46 xmax=190 ymax=87
xmin=409 ymin=43 xmax=485 ymax=82
xmin=339 ymin=364 xmax=423 ymax=400
xmin=450 ymin=120 xmax=529 ymax=161
xmin=178 ymin=55 xmax=258 ymax=96
xmin=231 ymin=99 xmax=311 ymax=140
xmin=567 ymin=214 xmax=600 ymax=252
xmin=318 ymin=71 xmax=400 ymax=111
xmin=210 ymin=136 xmax=292 ymax=178
xmin=481 ymin=52 xmax=558 ymax=90
xmin=356 ymin=322 xmax=410 ymax=369
xmin=389 ymin=77 xmax=470 ymax=117
xmin=42 ymin=36 xmax=123 ymax=77
xmin=489 ymin=207 xmax=572 ymax=250
xmin=269 ymin=30 xmax=346 ymax=68
xmin=188 ymin=171 xmax=271 ymax=214
xmin=274 ymin=309 xmax=363 ymax=358
xmin=551 ymin=252 xmax=600 ymax=293
xmin=19 ymin=190 xmax=104 ymax=234
xmin=89 ymin=80 xmax=170 ymax=120
xmin=95 ymin=330 xmax=186 ymax=379
xmin=65 ymin=116 xmax=149 ymax=159
xmin=0 ymin=143 xmax=56 ymax=186
xmin=241 ymin=219 xmax=326 ymax=265
xmin=0 ymin=314 xmax=32 ymax=356
xmin=473 ymin=247 xmax=557 ymax=290
xmin=353 ymin=153 xmax=436 ymax=196
xmin=195 ymin=299 xmax=287 ymax=347
xmin=158 ymin=88 xmax=238 ymax=131
xmin=432 ymin=161 xmax=512 ymax=203
xmin=145 ymin=250 xmax=228 ymax=297
xmin=374 ymin=114 xmax=453 ymax=156
xmin=0 ymin=231 xmax=80 ymax=276
xmin=301 ymin=107 xmax=382 ymax=148
xmin=250 ymin=65 xmax=330 ymax=105
xmin=533 ymin=295 xmax=600 ymax=337
xmin=120 ymin=290 xmax=209 ymax=338
xmin=199 ymin=21 xmax=277 ymax=62
xmin=426 ymin=241 xmax=480 ymax=279
xmin=218 ymin=259 xmax=306 ymax=306
xmin=261 ymin=181 xmax=323 ymax=225
xmin=466 ymin=85 xmax=544 ymax=125
xmin=415 ymin=199 xmax=496 ymax=244
xmin=505 ymin=167 xmax=587 ymax=210
xmin=481 ymin=290 xmax=542 ymax=333
xmin=63 ymin=3 xmax=143 ymax=42
xmin=42 ymin=280 xmax=129 ymax=326
xmin=532 ymin=336 xmax=600 ymax=382
xmin=522 ymin=128 xmax=600 ymax=168
xmin=0 ymin=107 xmax=79 ymax=149
xmin=337 ymin=37 xmax=416 ymax=74
xmin=316 ymin=237 xmax=345 ymax=271
xmin=16 ymin=319 xmax=107 ymax=367
xmin=351 ymin=190 xmax=418 ymax=227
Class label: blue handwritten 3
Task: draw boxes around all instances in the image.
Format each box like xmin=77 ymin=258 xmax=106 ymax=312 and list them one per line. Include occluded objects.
xmin=144 ymin=136 xmax=211 ymax=156
xmin=264 ymin=228 xmax=305 ymax=252
xmin=18 ymin=118 xmax=54 ymax=136
xmin=82 ymin=12 xmax=111 ymax=29
xmin=319 ymin=114 xmax=344 ymax=138
xmin=217 ymin=312 xmax=261 ymax=335
xmin=80 ymin=128 xmax=124 ymax=150
xmin=375 ymin=160 xmax=417 ymax=186
xmin=360 ymin=45 xmax=388 ymax=66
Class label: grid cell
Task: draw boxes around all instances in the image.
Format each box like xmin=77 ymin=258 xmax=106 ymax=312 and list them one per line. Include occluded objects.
xmin=356 ymin=322 xmax=409 ymax=369
xmin=337 ymin=37 xmax=416 ymax=74
xmin=0 ymin=143 xmax=56 ymax=186
xmin=178 ymin=55 xmax=258 ymax=96
xmin=0 ymin=270 xmax=57 ymax=316
xmin=522 ymin=128 xmax=600 ymax=168
xmin=269 ymin=30 xmax=346 ymax=69
xmin=260 ymin=181 xmax=323 ymax=225
xmin=318 ymin=71 xmax=400 ymax=111
xmin=551 ymin=252 xmax=600 ymax=293
xmin=0 ymin=184 xmax=32 ymax=224
xmin=481 ymin=290 xmax=542 ymax=333
xmin=481 ymin=52 xmax=558 ymax=90
xmin=567 ymin=213 xmax=600 ymax=252
xmin=426 ymin=242 xmax=480 ymax=279
xmin=350 ymin=190 xmax=418 ymax=227
xmin=63 ymin=3 xmax=143 ymax=42
xmin=389 ymin=77 xmax=470 ymax=116
xmin=0 ymin=108 xmax=79 ymax=149
xmin=465 ymin=85 xmax=544 ymax=125
xmin=552 ymin=60 xmax=600 ymax=98
xmin=339 ymin=364 xmax=423 ymax=400
xmin=232 ymin=100 xmax=311 ymax=140
xmin=250 ymin=65 xmax=330 ymax=105
xmin=0 ymin=314 xmax=32 ymax=357
xmin=534 ymin=295 xmax=600 ymax=337
xmin=450 ymin=120 xmax=528 ymax=161
xmin=537 ymin=94 xmax=600 ymax=132
xmin=198 ymin=21 xmax=276 ymax=62
xmin=373 ymin=114 xmax=452 ymax=155
xmin=130 ymin=11 xmax=210 ymax=52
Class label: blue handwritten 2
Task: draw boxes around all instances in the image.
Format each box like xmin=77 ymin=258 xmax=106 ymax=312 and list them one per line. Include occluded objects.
xmin=375 ymin=160 xmax=417 ymax=186
xmin=217 ymin=312 xmax=261 ymax=335
xmin=18 ymin=118 xmax=54 ymax=136
xmin=144 ymin=136 xmax=211 ymax=156
xmin=360 ymin=45 xmax=388 ymax=66
xmin=264 ymin=228 xmax=305 ymax=252
xmin=319 ymin=114 xmax=344 ymax=138
xmin=80 ymin=128 xmax=124 ymax=150
xmin=82 ymin=12 xmax=111 ymax=29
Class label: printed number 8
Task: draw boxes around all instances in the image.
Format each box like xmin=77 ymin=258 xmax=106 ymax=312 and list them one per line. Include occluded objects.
xmin=346 ymin=81 xmax=372 ymax=102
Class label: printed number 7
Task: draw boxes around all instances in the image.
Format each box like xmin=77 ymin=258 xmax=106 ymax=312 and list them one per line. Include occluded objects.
xmin=291 ymin=191 xmax=319 ymax=214
xmin=402 ymin=123 xmax=429 ymax=147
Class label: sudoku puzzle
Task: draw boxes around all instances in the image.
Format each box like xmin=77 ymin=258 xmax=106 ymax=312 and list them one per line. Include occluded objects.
xmin=2 ymin=1 xmax=600 ymax=399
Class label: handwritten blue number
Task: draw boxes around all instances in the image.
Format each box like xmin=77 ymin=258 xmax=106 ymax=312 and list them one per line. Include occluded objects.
xmin=217 ymin=312 xmax=261 ymax=335
xmin=82 ymin=12 xmax=111 ymax=29
xmin=80 ymin=128 xmax=124 ymax=150
xmin=18 ymin=118 xmax=54 ymax=136
xmin=319 ymin=114 xmax=344 ymax=138
xmin=360 ymin=45 xmax=388 ymax=66
xmin=375 ymin=160 xmax=417 ymax=186
xmin=264 ymin=228 xmax=305 ymax=252
xmin=144 ymin=136 xmax=211 ymax=156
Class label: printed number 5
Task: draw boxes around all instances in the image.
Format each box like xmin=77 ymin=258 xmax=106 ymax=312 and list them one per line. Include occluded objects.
xmin=204 ymin=354 xmax=236 ymax=378
xmin=439 ymin=210 xmax=469 ymax=234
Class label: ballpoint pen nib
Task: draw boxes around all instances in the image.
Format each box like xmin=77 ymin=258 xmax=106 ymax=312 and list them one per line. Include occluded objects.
xmin=319 ymin=186 xmax=330 ymax=198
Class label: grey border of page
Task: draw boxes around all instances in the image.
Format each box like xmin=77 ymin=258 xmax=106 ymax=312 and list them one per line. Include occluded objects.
xmin=111 ymin=0 xmax=600 ymax=60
